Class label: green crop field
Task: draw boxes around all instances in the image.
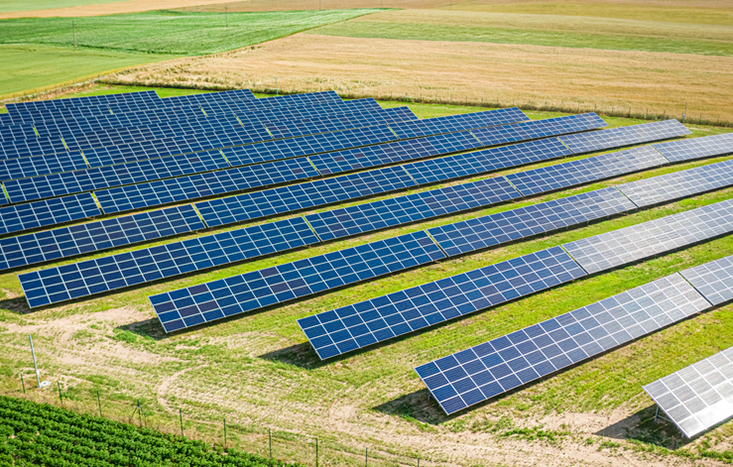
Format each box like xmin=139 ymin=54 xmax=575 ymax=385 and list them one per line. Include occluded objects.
xmin=0 ymin=0 xmax=126 ymax=13
xmin=0 ymin=84 xmax=732 ymax=466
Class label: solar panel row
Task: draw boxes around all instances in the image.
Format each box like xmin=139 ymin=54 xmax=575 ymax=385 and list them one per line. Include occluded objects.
xmin=558 ymin=119 xmax=691 ymax=153
xmin=390 ymin=107 xmax=528 ymax=139
xmin=0 ymin=152 xmax=88 ymax=182
xmin=0 ymin=194 xmax=100 ymax=236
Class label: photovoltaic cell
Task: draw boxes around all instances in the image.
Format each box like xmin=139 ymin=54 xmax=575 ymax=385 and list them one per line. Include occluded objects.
xmin=417 ymin=273 xmax=710 ymax=415
xmin=150 ymin=231 xmax=446 ymax=332
xmin=389 ymin=107 xmax=528 ymax=139
xmin=0 ymin=151 xmax=88 ymax=181
xmin=428 ymin=188 xmax=636 ymax=257
xmin=298 ymin=246 xmax=586 ymax=360
xmin=195 ymin=165 xmax=416 ymax=228
xmin=559 ymin=119 xmax=690 ymax=154
xmin=95 ymin=157 xmax=317 ymax=214
xmin=505 ymin=146 xmax=668 ymax=196
xmin=644 ymin=346 xmax=733 ymax=438
xmin=653 ymin=133 xmax=733 ymax=163
xmin=0 ymin=194 xmax=100 ymax=236
xmin=470 ymin=113 xmax=607 ymax=147
xmin=680 ymin=254 xmax=733 ymax=306
xmin=563 ymin=199 xmax=733 ymax=275
xmin=617 ymin=159 xmax=733 ymax=207
xmin=0 ymin=205 xmax=204 ymax=271
xmin=19 ymin=217 xmax=319 ymax=309
xmin=305 ymin=177 xmax=521 ymax=241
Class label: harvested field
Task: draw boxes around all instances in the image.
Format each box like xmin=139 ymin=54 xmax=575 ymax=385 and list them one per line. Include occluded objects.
xmin=105 ymin=33 xmax=733 ymax=123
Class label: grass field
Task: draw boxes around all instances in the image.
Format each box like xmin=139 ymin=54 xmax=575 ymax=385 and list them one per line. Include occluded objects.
xmin=0 ymin=85 xmax=732 ymax=466
xmin=0 ymin=0 xmax=127 ymax=13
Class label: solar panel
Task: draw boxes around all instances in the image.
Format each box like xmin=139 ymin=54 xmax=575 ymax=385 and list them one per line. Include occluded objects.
xmin=0 ymin=194 xmax=100 ymax=236
xmin=417 ymin=273 xmax=710 ymax=415
xmin=150 ymin=231 xmax=446 ymax=332
xmin=264 ymin=108 xmax=415 ymax=140
xmin=0 ymin=135 xmax=65 ymax=159
xmin=0 ymin=205 xmax=204 ymax=271
xmin=680 ymin=254 xmax=733 ymax=306
xmin=298 ymin=246 xmax=586 ymax=360
xmin=221 ymin=125 xmax=399 ymax=167
xmin=305 ymin=177 xmax=520 ymax=241
xmin=617 ymin=159 xmax=733 ymax=208
xmin=389 ymin=107 xmax=528 ymax=139
xmin=644 ymin=346 xmax=733 ymax=438
xmin=428 ymin=188 xmax=636 ymax=257
xmin=559 ymin=120 xmax=690 ymax=154
xmin=470 ymin=113 xmax=607 ymax=147
xmin=0 ymin=151 xmax=88 ymax=182
xmin=19 ymin=217 xmax=319 ymax=309
xmin=195 ymin=165 xmax=417 ymax=228
xmin=505 ymin=146 xmax=668 ymax=196
xmin=95 ymin=157 xmax=317 ymax=214
xmin=4 ymin=150 xmax=230 ymax=204
xmin=405 ymin=138 xmax=572 ymax=186
xmin=563 ymin=199 xmax=733 ymax=275
xmin=653 ymin=133 xmax=733 ymax=163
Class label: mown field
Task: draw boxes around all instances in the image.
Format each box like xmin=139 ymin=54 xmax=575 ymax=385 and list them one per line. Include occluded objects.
xmin=0 ymin=85 xmax=732 ymax=467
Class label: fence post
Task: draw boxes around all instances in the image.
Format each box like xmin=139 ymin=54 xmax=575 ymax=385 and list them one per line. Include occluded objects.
xmin=179 ymin=408 xmax=184 ymax=436
xmin=365 ymin=447 xmax=368 ymax=467
xmin=223 ymin=417 xmax=227 ymax=449
xmin=316 ymin=438 xmax=319 ymax=467
xmin=20 ymin=374 xmax=25 ymax=394
xmin=57 ymin=382 xmax=63 ymax=406
xmin=97 ymin=390 xmax=102 ymax=417
xmin=269 ymin=428 xmax=272 ymax=458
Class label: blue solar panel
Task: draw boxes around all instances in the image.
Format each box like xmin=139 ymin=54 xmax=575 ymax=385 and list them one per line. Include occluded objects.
xmin=264 ymin=108 xmax=415 ymax=140
xmin=505 ymin=146 xmax=668 ymax=196
xmin=95 ymin=157 xmax=317 ymax=214
xmin=305 ymin=177 xmax=520 ymax=241
xmin=680 ymin=254 xmax=733 ymax=307
xmin=221 ymin=125 xmax=399 ymax=167
xmin=0 ymin=151 xmax=88 ymax=181
xmin=653 ymin=133 xmax=733 ymax=162
xmin=0 ymin=193 xmax=100 ymax=236
xmin=405 ymin=138 xmax=572 ymax=185
xmin=617 ymin=159 xmax=733 ymax=208
xmin=563 ymin=198 xmax=733 ymax=275
xmin=0 ymin=135 xmax=65 ymax=159
xmin=390 ymin=107 xmax=528 ymax=139
xmin=4 ymin=150 xmax=230 ymax=204
xmin=195 ymin=165 xmax=417 ymax=228
xmin=428 ymin=188 xmax=636 ymax=257
xmin=470 ymin=113 xmax=606 ymax=147
xmin=20 ymin=217 xmax=319 ymax=309
xmin=558 ymin=119 xmax=690 ymax=154
xmin=150 ymin=231 xmax=446 ymax=332
xmin=298 ymin=246 xmax=586 ymax=360
xmin=0 ymin=205 xmax=204 ymax=271
xmin=415 ymin=273 xmax=709 ymax=415
xmin=7 ymin=91 xmax=159 ymax=114
xmin=160 ymin=89 xmax=255 ymax=106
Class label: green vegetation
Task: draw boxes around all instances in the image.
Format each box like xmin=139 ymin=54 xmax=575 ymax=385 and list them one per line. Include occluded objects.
xmin=0 ymin=0 xmax=125 ymax=13
xmin=1 ymin=10 xmax=382 ymax=55
xmin=0 ymin=395 xmax=302 ymax=466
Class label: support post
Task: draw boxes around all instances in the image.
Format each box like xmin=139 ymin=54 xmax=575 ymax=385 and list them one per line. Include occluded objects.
xmin=97 ymin=390 xmax=102 ymax=417
xmin=276 ymin=77 xmax=278 ymax=96
xmin=225 ymin=5 xmax=228 ymax=27
xmin=20 ymin=373 xmax=25 ymax=394
xmin=269 ymin=428 xmax=272 ymax=458
xmin=57 ymin=382 xmax=63 ymax=406
xmin=223 ymin=417 xmax=227 ymax=449
xmin=73 ymin=20 xmax=76 ymax=49
xmin=316 ymin=438 xmax=319 ymax=467
xmin=29 ymin=335 xmax=41 ymax=389
xmin=683 ymin=102 xmax=688 ymax=123
xmin=179 ymin=408 xmax=184 ymax=436
xmin=365 ymin=447 xmax=368 ymax=467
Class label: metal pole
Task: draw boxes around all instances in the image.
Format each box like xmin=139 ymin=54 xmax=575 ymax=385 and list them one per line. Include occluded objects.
xmin=97 ymin=390 xmax=102 ymax=417
xmin=269 ymin=428 xmax=272 ymax=458
xmin=29 ymin=335 xmax=41 ymax=389
xmin=179 ymin=409 xmax=184 ymax=436
xmin=316 ymin=438 xmax=319 ymax=467
xmin=276 ymin=77 xmax=278 ymax=96
xmin=225 ymin=5 xmax=228 ymax=27
xmin=137 ymin=400 xmax=142 ymax=426
xmin=20 ymin=374 xmax=25 ymax=394
xmin=223 ymin=417 xmax=227 ymax=449
xmin=73 ymin=20 xmax=76 ymax=49
xmin=365 ymin=447 xmax=368 ymax=467
xmin=417 ymin=458 xmax=420 ymax=467
xmin=683 ymin=102 xmax=687 ymax=123
xmin=57 ymin=382 xmax=63 ymax=406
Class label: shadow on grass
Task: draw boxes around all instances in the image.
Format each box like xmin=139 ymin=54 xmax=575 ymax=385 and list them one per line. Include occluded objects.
xmin=372 ymin=389 xmax=450 ymax=425
xmin=0 ymin=296 xmax=32 ymax=315
xmin=258 ymin=342 xmax=327 ymax=370
xmin=114 ymin=317 xmax=168 ymax=341
xmin=595 ymin=404 xmax=693 ymax=449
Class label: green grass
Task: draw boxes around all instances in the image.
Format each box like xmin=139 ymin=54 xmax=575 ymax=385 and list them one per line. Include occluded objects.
xmin=0 ymin=0 xmax=126 ymax=13
xmin=311 ymin=21 xmax=733 ymax=56
xmin=0 ymin=9 xmax=383 ymax=55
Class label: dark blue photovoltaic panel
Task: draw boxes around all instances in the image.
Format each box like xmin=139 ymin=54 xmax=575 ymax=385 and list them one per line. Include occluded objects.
xmin=563 ymin=198 xmax=733 ymax=274
xmin=95 ymin=157 xmax=317 ymax=214
xmin=7 ymin=91 xmax=159 ymax=115
xmin=305 ymin=177 xmax=520 ymax=241
xmin=0 ymin=205 xmax=204 ymax=271
xmin=389 ymin=107 xmax=528 ymax=139
xmin=653 ymin=133 xmax=733 ymax=162
xmin=309 ymin=131 xmax=482 ymax=175
xmin=429 ymin=188 xmax=636 ymax=257
xmin=382 ymin=107 xmax=418 ymax=124
xmin=195 ymin=165 xmax=417 ymax=228
xmin=0 ymin=135 xmax=66 ymax=159
xmin=558 ymin=119 xmax=690 ymax=154
xmin=644 ymin=345 xmax=733 ymax=438
xmin=617 ymin=159 xmax=733 ymax=208
xmin=19 ymin=217 xmax=319 ymax=309
xmin=506 ymin=146 xmax=667 ymax=196
xmin=405 ymin=138 xmax=571 ymax=185
xmin=471 ymin=113 xmax=606 ymax=147
xmin=680 ymin=254 xmax=733 ymax=307
xmin=161 ymin=89 xmax=255 ymax=106
xmin=0 ymin=193 xmax=100 ymax=236
xmin=298 ymin=246 xmax=586 ymax=360
xmin=416 ymin=273 xmax=709 ymax=415
xmin=5 ymin=150 xmax=229 ymax=203
xmin=150 ymin=231 xmax=446 ymax=332
xmin=222 ymin=125 xmax=399 ymax=167
xmin=0 ymin=151 xmax=88 ymax=181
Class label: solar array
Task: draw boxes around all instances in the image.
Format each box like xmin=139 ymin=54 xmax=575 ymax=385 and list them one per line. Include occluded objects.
xmin=644 ymin=346 xmax=733 ymax=438
xmin=417 ymin=273 xmax=710 ymax=415
xmin=652 ymin=132 xmax=733 ymax=162
xmin=680 ymin=254 xmax=733 ymax=307
xmin=558 ymin=119 xmax=691 ymax=153
xmin=0 ymin=194 xmax=100 ymax=236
